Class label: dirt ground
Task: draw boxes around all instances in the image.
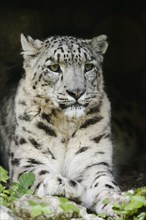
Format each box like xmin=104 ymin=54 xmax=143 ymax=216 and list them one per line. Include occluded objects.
xmin=119 ymin=153 xmax=146 ymax=191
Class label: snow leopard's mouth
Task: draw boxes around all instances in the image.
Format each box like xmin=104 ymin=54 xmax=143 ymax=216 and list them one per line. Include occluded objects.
xmin=59 ymin=103 xmax=89 ymax=117
xmin=59 ymin=103 xmax=88 ymax=110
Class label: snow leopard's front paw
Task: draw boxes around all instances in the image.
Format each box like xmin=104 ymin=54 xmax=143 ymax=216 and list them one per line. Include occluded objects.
xmin=35 ymin=175 xmax=66 ymax=197
xmin=94 ymin=190 xmax=129 ymax=217
xmin=35 ymin=175 xmax=84 ymax=202
xmin=64 ymin=179 xmax=85 ymax=202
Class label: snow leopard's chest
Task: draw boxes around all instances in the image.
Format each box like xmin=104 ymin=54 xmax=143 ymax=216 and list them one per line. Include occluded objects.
xmin=15 ymin=98 xmax=94 ymax=171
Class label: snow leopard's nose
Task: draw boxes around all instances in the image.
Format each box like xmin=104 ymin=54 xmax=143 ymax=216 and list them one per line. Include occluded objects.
xmin=66 ymin=89 xmax=85 ymax=100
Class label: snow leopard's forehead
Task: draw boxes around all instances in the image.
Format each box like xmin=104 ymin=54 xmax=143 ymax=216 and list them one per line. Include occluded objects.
xmin=43 ymin=36 xmax=95 ymax=65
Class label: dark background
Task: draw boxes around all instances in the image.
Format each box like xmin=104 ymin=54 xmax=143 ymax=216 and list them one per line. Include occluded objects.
xmin=0 ymin=0 xmax=146 ymax=188
xmin=0 ymin=0 xmax=145 ymax=99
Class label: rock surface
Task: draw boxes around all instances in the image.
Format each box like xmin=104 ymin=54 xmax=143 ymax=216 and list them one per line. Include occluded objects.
xmin=0 ymin=195 xmax=103 ymax=220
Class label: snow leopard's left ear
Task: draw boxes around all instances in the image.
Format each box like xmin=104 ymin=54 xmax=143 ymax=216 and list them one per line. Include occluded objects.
xmin=90 ymin=35 xmax=108 ymax=54
xmin=20 ymin=33 xmax=43 ymax=58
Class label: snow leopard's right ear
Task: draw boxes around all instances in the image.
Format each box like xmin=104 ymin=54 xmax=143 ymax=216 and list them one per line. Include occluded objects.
xmin=20 ymin=33 xmax=43 ymax=58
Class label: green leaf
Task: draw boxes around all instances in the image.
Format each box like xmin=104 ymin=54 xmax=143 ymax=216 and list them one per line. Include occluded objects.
xmin=97 ymin=213 xmax=107 ymax=218
xmin=125 ymin=195 xmax=145 ymax=211
xmin=41 ymin=206 xmax=51 ymax=215
xmin=134 ymin=187 xmax=146 ymax=197
xmin=60 ymin=203 xmax=79 ymax=213
xmin=0 ymin=184 xmax=6 ymax=192
xmin=18 ymin=172 xmax=35 ymax=189
xmin=28 ymin=200 xmax=38 ymax=206
xmin=0 ymin=166 xmax=9 ymax=183
xmin=59 ymin=196 xmax=79 ymax=213
xmin=59 ymin=197 xmax=69 ymax=204
xmin=29 ymin=201 xmax=51 ymax=217
xmin=31 ymin=205 xmax=42 ymax=217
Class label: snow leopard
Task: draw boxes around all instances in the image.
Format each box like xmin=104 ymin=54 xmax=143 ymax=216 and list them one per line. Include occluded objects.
xmin=0 ymin=34 xmax=127 ymax=216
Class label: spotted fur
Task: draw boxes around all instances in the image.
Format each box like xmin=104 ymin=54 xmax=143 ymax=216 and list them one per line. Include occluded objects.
xmin=0 ymin=34 xmax=126 ymax=216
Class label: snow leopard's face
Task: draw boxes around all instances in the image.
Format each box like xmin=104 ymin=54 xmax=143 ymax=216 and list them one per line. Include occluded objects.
xmin=21 ymin=34 xmax=108 ymax=117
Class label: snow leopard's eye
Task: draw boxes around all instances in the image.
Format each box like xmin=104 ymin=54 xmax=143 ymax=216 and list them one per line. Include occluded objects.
xmin=48 ymin=64 xmax=61 ymax=73
xmin=84 ymin=63 xmax=94 ymax=72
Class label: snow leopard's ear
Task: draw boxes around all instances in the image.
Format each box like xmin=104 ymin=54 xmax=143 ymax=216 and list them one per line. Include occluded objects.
xmin=20 ymin=33 xmax=43 ymax=58
xmin=90 ymin=35 xmax=108 ymax=54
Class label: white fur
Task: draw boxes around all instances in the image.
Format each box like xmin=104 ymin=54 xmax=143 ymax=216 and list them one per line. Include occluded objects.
xmin=64 ymin=106 xmax=85 ymax=118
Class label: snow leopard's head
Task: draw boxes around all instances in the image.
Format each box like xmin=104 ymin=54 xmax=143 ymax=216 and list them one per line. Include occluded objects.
xmin=21 ymin=34 xmax=108 ymax=117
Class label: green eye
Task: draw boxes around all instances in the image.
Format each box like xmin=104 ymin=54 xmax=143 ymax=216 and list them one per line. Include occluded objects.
xmin=48 ymin=64 xmax=60 ymax=72
xmin=85 ymin=63 xmax=94 ymax=72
